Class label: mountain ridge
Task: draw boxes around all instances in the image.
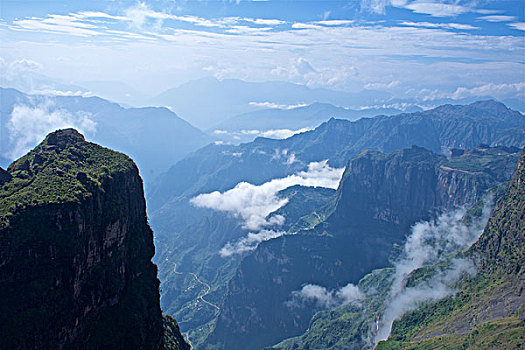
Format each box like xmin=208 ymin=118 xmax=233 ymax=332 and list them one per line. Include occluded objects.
xmin=149 ymin=99 xmax=524 ymax=210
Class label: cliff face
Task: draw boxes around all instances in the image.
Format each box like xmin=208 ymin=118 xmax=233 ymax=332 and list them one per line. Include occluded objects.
xmin=0 ymin=129 xmax=175 ymax=349
xmin=328 ymin=146 xmax=444 ymax=229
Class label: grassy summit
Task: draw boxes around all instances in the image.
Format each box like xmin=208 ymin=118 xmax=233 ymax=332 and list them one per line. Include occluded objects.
xmin=0 ymin=128 xmax=135 ymax=226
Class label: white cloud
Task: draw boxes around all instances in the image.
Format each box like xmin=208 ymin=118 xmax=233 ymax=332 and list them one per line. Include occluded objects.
xmin=294 ymin=57 xmax=317 ymax=74
xmin=358 ymin=102 xmax=425 ymax=111
xmin=30 ymin=89 xmax=93 ymax=97
xmin=478 ymin=15 xmax=516 ymax=23
xmin=362 ymin=0 xmax=493 ymax=18
xmin=240 ymin=129 xmax=261 ymax=135
xmin=404 ymin=1 xmax=472 ymax=17
xmin=337 ymin=283 xmax=364 ymax=304
xmin=214 ymin=128 xmax=311 ymax=142
xmin=2 ymin=3 xmax=524 ymax=98
xmin=260 ymin=128 xmax=310 ymax=140
xmin=12 ymin=13 xmax=104 ymax=37
xmin=191 ymin=160 xmax=344 ymax=256
xmin=225 ymin=25 xmax=273 ymax=35
xmin=373 ymin=198 xmax=493 ymax=344
xmin=219 ymin=229 xmax=285 ymax=257
xmin=399 ymin=21 xmax=478 ymax=30
xmin=10 ymin=58 xmax=43 ymax=72
xmin=315 ymin=20 xmax=354 ymax=26
xmin=508 ymin=22 xmax=525 ymax=31
xmin=288 ymin=282 xmax=363 ymax=309
xmin=271 ymin=57 xmax=359 ymax=90
xmin=76 ymin=11 xmax=128 ymax=21
xmin=373 ymin=258 xmax=476 ymax=345
xmin=5 ymin=101 xmax=97 ymax=160
xmin=248 ymin=101 xmax=308 ymax=109
xmin=243 ymin=18 xmax=285 ymax=26
xmin=361 ymin=0 xmax=395 ymax=15
xmin=364 ymin=80 xmax=400 ymax=90
xmin=292 ymin=22 xmax=322 ymax=30
xmin=190 ymin=160 xmax=344 ymax=231
xmin=452 ymin=82 xmax=525 ymax=99
xmin=270 ymin=149 xmax=299 ymax=164
xmin=124 ymin=2 xmax=172 ymax=30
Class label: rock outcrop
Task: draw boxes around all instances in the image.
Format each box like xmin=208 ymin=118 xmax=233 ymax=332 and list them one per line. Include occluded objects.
xmin=0 ymin=129 xmax=188 ymax=350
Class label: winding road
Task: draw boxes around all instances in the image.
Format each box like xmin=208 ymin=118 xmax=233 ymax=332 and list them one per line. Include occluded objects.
xmin=165 ymin=258 xmax=221 ymax=312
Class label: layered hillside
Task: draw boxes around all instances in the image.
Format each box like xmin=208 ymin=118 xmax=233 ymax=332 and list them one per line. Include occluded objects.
xmin=204 ymin=146 xmax=521 ymax=350
xmin=0 ymin=129 xmax=189 ymax=349
xmin=377 ymin=149 xmax=525 ymax=349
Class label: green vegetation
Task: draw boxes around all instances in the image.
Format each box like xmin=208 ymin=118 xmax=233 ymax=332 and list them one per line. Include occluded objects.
xmin=151 ymin=101 xmax=524 ymax=348
xmin=205 ymin=145 xmax=522 ymax=350
xmin=377 ymin=317 xmax=524 ymax=350
xmin=271 ymin=268 xmax=395 ymax=350
xmin=445 ymin=146 xmax=520 ymax=179
xmin=164 ymin=315 xmax=191 ymax=350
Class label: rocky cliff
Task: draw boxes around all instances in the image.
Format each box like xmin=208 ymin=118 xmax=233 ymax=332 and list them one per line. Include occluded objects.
xmin=329 ymin=145 xmax=518 ymax=230
xmin=0 ymin=129 xmax=188 ymax=350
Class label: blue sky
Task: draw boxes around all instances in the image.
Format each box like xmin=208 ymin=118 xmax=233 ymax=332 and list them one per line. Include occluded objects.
xmin=1 ymin=0 xmax=524 ymax=105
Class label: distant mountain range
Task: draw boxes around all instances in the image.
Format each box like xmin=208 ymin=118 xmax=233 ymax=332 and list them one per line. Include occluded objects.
xmin=150 ymin=77 xmax=524 ymax=130
xmin=211 ymin=102 xmax=421 ymax=144
xmin=149 ymin=77 xmax=396 ymax=129
xmin=0 ymin=88 xmax=211 ymax=183
xmin=149 ymin=100 xmax=525 ymax=207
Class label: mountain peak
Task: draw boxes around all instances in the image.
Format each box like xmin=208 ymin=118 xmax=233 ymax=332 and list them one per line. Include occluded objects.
xmin=0 ymin=131 xmax=169 ymax=349
xmin=43 ymin=128 xmax=85 ymax=149
xmin=469 ymin=99 xmax=508 ymax=109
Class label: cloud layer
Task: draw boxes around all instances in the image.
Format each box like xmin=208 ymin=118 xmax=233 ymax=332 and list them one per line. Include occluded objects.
xmin=2 ymin=1 xmax=522 ymax=102
xmin=190 ymin=160 xmax=344 ymax=231
xmin=373 ymin=197 xmax=494 ymax=344
xmin=5 ymin=101 xmax=97 ymax=160
xmin=288 ymin=282 xmax=363 ymax=309
xmin=191 ymin=160 xmax=344 ymax=256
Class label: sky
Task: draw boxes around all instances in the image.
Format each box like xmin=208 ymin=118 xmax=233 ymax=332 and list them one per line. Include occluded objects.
xmin=1 ymin=0 xmax=524 ymax=104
